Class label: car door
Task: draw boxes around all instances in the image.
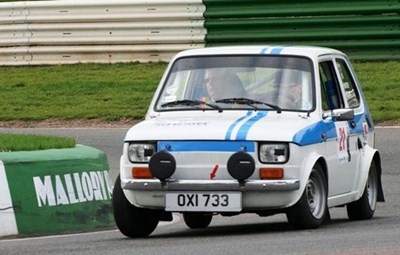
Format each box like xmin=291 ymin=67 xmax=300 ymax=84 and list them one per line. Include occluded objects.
xmin=333 ymin=57 xmax=364 ymax=192
xmin=318 ymin=57 xmax=358 ymax=196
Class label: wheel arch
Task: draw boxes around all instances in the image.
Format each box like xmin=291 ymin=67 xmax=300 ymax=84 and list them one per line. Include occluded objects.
xmin=372 ymin=151 xmax=385 ymax=202
xmin=302 ymin=154 xmax=328 ymax=186
xmin=293 ymin=153 xmax=328 ymax=206
xmin=315 ymin=157 xmax=329 ymax=187
xmin=358 ymin=146 xmax=385 ymax=202
xmin=286 ymin=154 xmax=329 ymax=229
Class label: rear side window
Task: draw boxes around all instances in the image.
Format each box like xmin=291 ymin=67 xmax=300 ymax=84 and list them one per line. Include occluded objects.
xmin=336 ymin=59 xmax=361 ymax=108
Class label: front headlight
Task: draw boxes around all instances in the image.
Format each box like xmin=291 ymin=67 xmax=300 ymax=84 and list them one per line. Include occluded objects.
xmin=259 ymin=143 xmax=289 ymax=163
xmin=127 ymin=143 xmax=155 ymax=163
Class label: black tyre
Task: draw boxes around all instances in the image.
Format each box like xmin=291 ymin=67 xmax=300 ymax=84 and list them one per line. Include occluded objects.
xmin=286 ymin=163 xmax=328 ymax=229
xmin=112 ymin=175 xmax=160 ymax=238
xmin=346 ymin=161 xmax=378 ymax=220
xmin=183 ymin=212 xmax=213 ymax=229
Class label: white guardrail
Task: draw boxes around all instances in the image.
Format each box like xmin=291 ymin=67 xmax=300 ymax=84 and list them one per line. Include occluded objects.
xmin=0 ymin=0 xmax=206 ymax=65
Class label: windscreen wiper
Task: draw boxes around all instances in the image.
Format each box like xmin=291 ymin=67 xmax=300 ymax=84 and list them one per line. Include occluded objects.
xmin=161 ymin=99 xmax=223 ymax=112
xmin=215 ymin=98 xmax=282 ymax=113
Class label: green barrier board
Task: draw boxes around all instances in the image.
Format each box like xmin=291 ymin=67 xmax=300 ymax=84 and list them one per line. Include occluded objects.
xmin=0 ymin=145 xmax=114 ymax=236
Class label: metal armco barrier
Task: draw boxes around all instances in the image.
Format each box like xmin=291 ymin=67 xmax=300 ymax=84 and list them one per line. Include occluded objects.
xmin=0 ymin=0 xmax=399 ymax=65
xmin=0 ymin=145 xmax=114 ymax=237
xmin=203 ymin=0 xmax=400 ymax=60
xmin=0 ymin=0 xmax=206 ymax=65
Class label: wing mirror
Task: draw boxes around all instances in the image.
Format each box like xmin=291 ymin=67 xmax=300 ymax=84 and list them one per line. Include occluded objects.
xmin=323 ymin=108 xmax=354 ymax=121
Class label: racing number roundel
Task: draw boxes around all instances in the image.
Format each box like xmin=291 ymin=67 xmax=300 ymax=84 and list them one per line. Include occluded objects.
xmin=335 ymin=123 xmax=350 ymax=163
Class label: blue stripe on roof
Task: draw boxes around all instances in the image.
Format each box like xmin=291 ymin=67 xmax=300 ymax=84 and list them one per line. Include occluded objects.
xmin=270 ymin=47 xmax=284 ymax=55
xmin=260 ymin=47 xmax=268 ymax=54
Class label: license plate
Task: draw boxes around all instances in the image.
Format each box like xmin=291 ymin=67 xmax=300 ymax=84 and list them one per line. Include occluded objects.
xmin=165 ymin=192 xmax=242 ymax=212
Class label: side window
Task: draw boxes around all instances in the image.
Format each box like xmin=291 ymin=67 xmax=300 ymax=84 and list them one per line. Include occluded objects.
xmin=336 ymin=59 xmax=361 ymax=108
xmin=319 ymin=66 xmax=330 ymax=111
xmin=319 ymin=61 xmax=344 ymax=110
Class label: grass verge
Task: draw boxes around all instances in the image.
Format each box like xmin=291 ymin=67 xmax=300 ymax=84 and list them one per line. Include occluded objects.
xmin=0 ymin=61 xmax=398 ymax=124
xmin=352 ymin=61 xmax=400 ymax=124
xmin=0 ymin=133 xmax=76 ymax=152
xmin=0 ymin=62 xmax=167 ymax=121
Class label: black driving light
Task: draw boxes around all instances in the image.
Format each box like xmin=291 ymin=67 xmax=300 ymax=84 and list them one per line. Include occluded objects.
xmin=227 ymin=151 xmax=255 ymax=181
xmin=148 ymin=151 xmax=176 ymax=181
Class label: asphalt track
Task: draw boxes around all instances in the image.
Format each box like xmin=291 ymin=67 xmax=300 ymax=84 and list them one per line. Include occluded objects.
xmin=0 ymin=127 xmax=399 ymax=254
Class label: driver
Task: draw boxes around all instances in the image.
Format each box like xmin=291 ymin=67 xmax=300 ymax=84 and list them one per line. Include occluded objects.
xmin=204 ymin=69 xmax=246 ymax=101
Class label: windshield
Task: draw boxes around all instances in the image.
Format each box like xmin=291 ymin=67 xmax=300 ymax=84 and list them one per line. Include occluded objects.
xmin=155 ymin=55 xmax=314 ymax=112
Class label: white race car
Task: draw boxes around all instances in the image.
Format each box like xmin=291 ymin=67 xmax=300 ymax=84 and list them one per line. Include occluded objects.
xmin=113 ymin=46 xmax=384 ymax=237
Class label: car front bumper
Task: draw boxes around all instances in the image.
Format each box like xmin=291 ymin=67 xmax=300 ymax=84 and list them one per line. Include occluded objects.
xmin=121 ymin=178 xmax=300 ymax=192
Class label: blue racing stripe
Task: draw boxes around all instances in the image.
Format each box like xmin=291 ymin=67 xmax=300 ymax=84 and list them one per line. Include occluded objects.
xmin=270 ymin=47 xmax=284 ymax=55
xmin=349 ymin=114 xmax=365 ymax=135
xmin=292 ymin=114 xmax=366 ymax=146
xmin=225 ymin=111 xmax=252 ymax=140
xmin=235 ymin=111 xmax=268 ymax=140
xmin=292 ymin=120 xmax=334 ymax=146
xmin=157 ymin=141 xmax=255 ymax=152
xmin=260 ymin=47 xmax=268 ymax=54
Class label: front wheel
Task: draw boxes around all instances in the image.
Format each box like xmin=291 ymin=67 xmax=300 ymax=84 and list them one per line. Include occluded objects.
xmin=346 ymin=161 xmax=378 ymax=220
xmin=286 ymin=163 xmax=328 ymax=229
xmin=112 ymin=175 xmax=160 ymax=238
xmin=183 ymin=212 xmax=213 ymax=229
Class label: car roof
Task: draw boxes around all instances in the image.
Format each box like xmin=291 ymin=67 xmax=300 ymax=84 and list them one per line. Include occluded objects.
xmin=173 ymin=46 xmax=345 ymax=60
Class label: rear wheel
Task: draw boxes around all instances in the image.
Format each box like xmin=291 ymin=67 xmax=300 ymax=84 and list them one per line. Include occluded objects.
xmin=286 ymin=163 xmax=328 ymax=229
xmin=183 ymin=212 xmax=213 ymax=229
xmin=346 ymin=161 xmax=378 ymax=220
xmin=112 ymin=175 xmax=160 ymax=238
